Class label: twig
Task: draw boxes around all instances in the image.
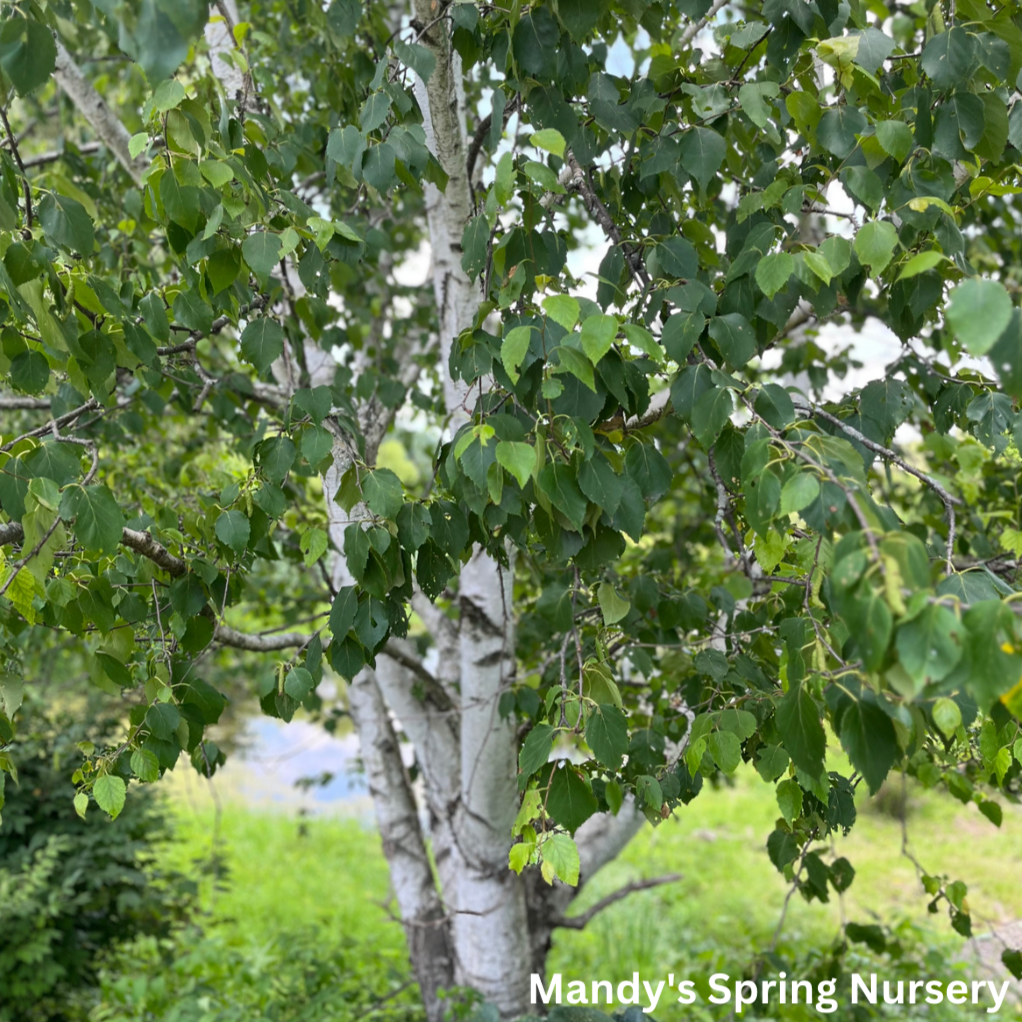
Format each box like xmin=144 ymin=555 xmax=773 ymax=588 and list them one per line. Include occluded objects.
xmin=791 ymin=395 xmax=960 ymax=573
xmin=0 ymin=104 xmax=32 ymax=227
xmin=552 ymin=873 xmax=683 ymax=930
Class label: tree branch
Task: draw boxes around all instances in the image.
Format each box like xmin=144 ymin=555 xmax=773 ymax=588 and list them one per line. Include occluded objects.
xmin=679 ymin=0 xmax=731 ymax=48
xmin=551 ymin=873 xmax=683 ymax=930
xmin=213 ymin=623 xmax=312 ymax=651
xmin=565 ymin=152 xmax=650 ymax=288
xmin=790 ymin=394 xmax=961 ymax=571
xmin=52 ymin=40 xmax=146 ymax=185
xmin=0 ymin=522 xmax=186 ymax=576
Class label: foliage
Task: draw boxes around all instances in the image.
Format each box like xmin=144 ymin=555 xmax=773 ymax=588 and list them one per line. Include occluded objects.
xmin=0 ymin=697 xmax=196 ymax=1021
xmin=4 ymin=0 xmax=1022 ymax=985
xmin=93 ymin=928 xmax=424 ymax=1022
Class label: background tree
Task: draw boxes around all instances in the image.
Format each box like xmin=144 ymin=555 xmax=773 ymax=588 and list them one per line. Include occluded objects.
xmin=2 ymin=0 xmax=1022 ymax=1018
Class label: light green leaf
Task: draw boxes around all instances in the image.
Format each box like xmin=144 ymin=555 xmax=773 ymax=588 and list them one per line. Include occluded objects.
xmin=946 ymin=277 xmax=1013 ymax=355
xmin=542 ymin=294 xmax=580 ymax=331
xmin=530 ymin=128 xmax=566 ymax=157
xmin=598 ymin=583 xmax=631 ymax=625
xmin=853 ymin=220 xmax=899 ymax=273
xmin=93 ymin=774 xmax=127 ymax=819
xmin=755 ymin=252 xmax=794 ymax=298
xmin=897 ymin=250 xmax=946 ymax=281
xmin=496 ymin=441 xmax=536 ymax=488
xmin=501 ymin=326 xmax=533 ymax=384
xmin=540 ymin=833 xmax=580 ymax=886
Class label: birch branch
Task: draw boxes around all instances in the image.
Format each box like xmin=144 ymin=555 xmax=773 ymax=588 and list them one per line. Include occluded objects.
xmin=679 ymin=0 xmax=731 ymax=48
xmin=0 ymin=521 xmax=186 ymax=576
xmin=551 ymin=873 xmax=683 ymax=930
xmin=52 ymin=40 xmax=146 ymax=185
xmin=790 ymin=393 xmax=961 ymax=571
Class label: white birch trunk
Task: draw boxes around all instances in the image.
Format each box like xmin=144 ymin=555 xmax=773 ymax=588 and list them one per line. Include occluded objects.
xmin=411 ymin=7 xmax=533 ymax=1013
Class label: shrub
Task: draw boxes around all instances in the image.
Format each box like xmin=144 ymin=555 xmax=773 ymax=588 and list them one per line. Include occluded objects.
xmin=0 ymin=698 xmax=196 ymax=1021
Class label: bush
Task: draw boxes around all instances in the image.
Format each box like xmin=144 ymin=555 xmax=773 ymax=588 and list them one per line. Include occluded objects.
xmin=0 ymin=698 xmax=196 ymax=1021
xmin=93 ymin=927 xmax=425 ymax=1022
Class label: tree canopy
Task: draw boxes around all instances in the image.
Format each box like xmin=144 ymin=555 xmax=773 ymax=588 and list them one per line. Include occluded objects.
xmin=3 ymin=0 xmax=1022 ymax=1015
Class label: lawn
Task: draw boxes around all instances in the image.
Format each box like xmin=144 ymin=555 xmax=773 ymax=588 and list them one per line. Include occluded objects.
xmin=144 ymin=756 xmax=1021 ymax=1021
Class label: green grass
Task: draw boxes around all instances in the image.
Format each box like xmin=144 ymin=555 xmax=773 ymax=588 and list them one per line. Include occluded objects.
xmin=153 ymin=764 xmax=1022 ymax=1021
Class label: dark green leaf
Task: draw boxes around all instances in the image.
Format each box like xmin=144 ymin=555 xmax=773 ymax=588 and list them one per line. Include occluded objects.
xmin=775 ymin=680 xmax=826 ymax=777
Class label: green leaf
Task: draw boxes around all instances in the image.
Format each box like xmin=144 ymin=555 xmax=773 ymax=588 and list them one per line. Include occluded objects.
xmin=578 ymin=457 xmax=623 ymax=514
xmin=846 ymin=588 xmax=893 ymax=672
xmin=541 ymin=833 xmax=580 ymax=886
xmin=215 ymin=509 xmax=250 ymax=555
xmin=840 ymin=700 xmax=898 ymax=795
xmin=946 ymin=277 xmax=1013 ymax=355
xmin=73 ymin=791 xmax=89 ymax=819
xmin=501 ymin=325 xmax=533 ymax=384
xmin=242 ymin=231 xmax=283 ymax=278
xmin=9 ymin=350 xmax=49 ymax=394
xmin=708 ymin=313 xmax=756 ymax=367
xmin=0 ymin=16 xmax=57 ymax=95
xmin=93 ymin=775 xmax=126 ymax=819
xmin=896 ymin=604 xmax=961 ymax=687
xmin=921 ymin=27 xmax=977 ymax=91
xmin=531 ymin=128 xmax=566 ymax=157
xmin=780 ymin=472 xmax=820 ymax=513
xmin=259 ymin=436 xmax=296 ymax=484
xmin=362 ymin=468 xmax=404 ymax=520
xmin=131 ymin=748 xmax=160 ymax=783
xmin=932 ymin=696 xmax=962 ymax=739
xmin=519 ymin=724 xmax=555 ymax=776
xmin=284 ymin=667 xmax=314 ymax=700
xmin=755 ymin=252 xmax=795 ymax=298
xmin=875 ymin=120 xmax=914 ymax=162
xmin=661 ymin=312 xmax=704 ymax=362
xmin=707 ymin=730 xmax=742 ymax=773
xmin=301 ymin=425 xmax=333 ymax=467
xmin=240 ymin=317 xmax=285 ymax=374
xmin=38 ymin=193 xmax=95 ymax=254
xmin=153 ymin=79 xmax=185 ymax=112
xmin=546 ymin=763 xmax=599 ymax=833
xmin=554 ymin=345 xmax=596 ymax=391
xmin=461 ymin=215 xmax=490 ymax=281
xmin=897 ymin=250 xmax=945 ymax=281
xmin=392 ymin=38 xmax=435 ymax=80
xmin=776 ymin=777 xmax=803 ymax=825
xmin=543 ymin=294 xmax=580 ymax=331
xmin=579 ymin=314 xmax=618 ymax=365
xmin=585 ymin=704 xmax=628 ymax=770
xmin=691 ymin=385 xmax=734 ymax=448
xmin=679 ymin=127 xmax=726 ymax=190
xmin=598 ymin=583 xmax=630 ymax=625
xmin=59 ymin=485 xmax=125 ymax=556
xmin=775 ymin=680 xmax=826 ymax=777
xmin=362 ymin=142 xmax=397 ymax=193
xmin=359 ymin=90 xmax=392 ymax=132
xmin=756 ymin=745 xmax=790 ymax=782
xmin=330 ymin=586 xmax=359 ymax=638
xmin=538 ymin=463 xmax=588 ymax=532
xmin=496 ymin=441 xmax=536 ymax=488
xmin=300 ymin=527 xmax=329 ymax=566
xmin=853 ymin=221 xmax=899 ymax=274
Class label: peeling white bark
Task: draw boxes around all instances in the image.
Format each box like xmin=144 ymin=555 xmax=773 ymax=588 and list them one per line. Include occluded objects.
xmin=346 ymin=667 xmax=454 ymax=1017
xmin=204 ymin=0 xmax=248 ymax=103
xmin=52 ymin=42 xmax=146 ymax=185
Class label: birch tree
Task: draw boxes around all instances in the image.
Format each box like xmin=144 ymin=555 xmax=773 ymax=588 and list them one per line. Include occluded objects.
xmin=3 ymin=0 xmax=1022 ymax=1018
